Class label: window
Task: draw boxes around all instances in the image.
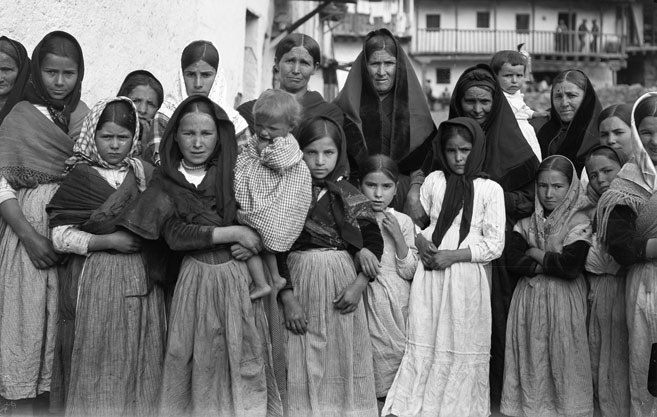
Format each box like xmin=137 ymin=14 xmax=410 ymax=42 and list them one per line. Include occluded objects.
xmin=476 ymin=11 xmax=490 ymax=28
xmin=426 ymin=14 xmax=441 ymax=29
xmin=435 ymin=68 xmax=451 ymax=84
xmin=516 ymin=14 xmax=530 ymax=32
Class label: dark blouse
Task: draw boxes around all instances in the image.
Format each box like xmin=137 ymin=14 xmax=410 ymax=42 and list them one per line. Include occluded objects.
xmin=605 ymin=204 xmax=648 ymax=266
xmin=506 ymin=231 xmax=590 ymax=280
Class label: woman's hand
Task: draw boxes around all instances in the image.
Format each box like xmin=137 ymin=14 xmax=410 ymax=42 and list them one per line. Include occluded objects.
xmin=108 ymin=230 xmax=141 ymax=253
xmin=333 ymin=273 xmax=369 ymax=315
xmin=355 ymin=248 xmax=380 ymax=279
xmin=404 ymin=185 xmax=428 ymax=227
xmin=230 ymin=244 xmax=256 ymax=261
xmin=234 ymin=226 xmax=263 ymax=254
xmin=416 ymin=234 xmax=437 ymax=268
xmin=280 ymin=290 xmax=307 ymax=335
xmin=22 ymin=232 xmax=59 ymax=269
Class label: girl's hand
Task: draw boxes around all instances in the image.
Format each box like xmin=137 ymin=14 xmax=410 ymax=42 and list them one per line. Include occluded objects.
xmin=109 ymin=230 xmax=141 ymax=253
xmin=416 ymin=234 xmax=437 ymax=268
xmin=280 ymin=290 xmax=307 ymax=334
xmin=404 ymin=185 xmax=428 ymax=227
xmin=431 ymin=250 xmax=456 ymax=270
xmin=356 ymin=248 xmax=380 ymax=279
xmin=235 ymin=226 xmax=263 ymax=254
xmin=23 ymin=233 xmax=59 ymax=269
xmin=381 ymin=211 xmax=403 ymax=240
xmin=230 ymin=244 xmax=256 ymax=261
xmin=333 ymin=273 xmax=368 ymax=314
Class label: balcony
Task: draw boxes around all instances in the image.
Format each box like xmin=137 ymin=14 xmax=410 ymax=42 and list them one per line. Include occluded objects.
xmin=413 ymin=28 xmax=626 ymax=60
xmin=333 ymin=12 xmax=411 ymax=40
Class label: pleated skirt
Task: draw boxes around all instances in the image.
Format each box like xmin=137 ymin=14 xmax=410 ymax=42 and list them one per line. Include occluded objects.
xmin=286 ymin=249 xmax=377 ymax=417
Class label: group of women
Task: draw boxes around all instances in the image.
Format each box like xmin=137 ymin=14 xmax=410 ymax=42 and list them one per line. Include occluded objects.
xmin=0 ymin=25 xmax=654 ymax=417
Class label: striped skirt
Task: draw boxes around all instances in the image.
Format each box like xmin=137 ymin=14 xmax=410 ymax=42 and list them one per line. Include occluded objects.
xmin=286 ymin=249 xmax=377 ymax=417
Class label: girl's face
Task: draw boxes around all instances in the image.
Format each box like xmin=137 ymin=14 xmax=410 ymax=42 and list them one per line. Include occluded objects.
xmin=176 ymin=112 xmax=218 ymax=166
xmin=552 ymin=81 xmax=585 ymax=123
xmin=276 ymin=46 xmax=317 ymax=95
xmin=129 ymin=85 xmax=159 ymax=123
xmin=0 ymin=52 xmax=19 ymax=99
xmin=40 ymin=53 xmax=78 ymax=100
xmin=599 ymin=116 xmax=632 ymax=156
xmin=638 ymin=116 xmax=657 ymax=165
xmin=360 ymin=171 xmax=397 ymax=212
xmin=537 ymin=169 xmax=570 ymax=213
xmin=183 ymin=59 xmax=217 ymax=97
xmin=586 ymin=154 xmax=621 ymax=196
xmin=443 ymin=134 xmax=472 ymax=175
xmin=302 ymin=136 xmax=338 ymax=180
xmin=95 ymin=121 xmax=133 ymax=165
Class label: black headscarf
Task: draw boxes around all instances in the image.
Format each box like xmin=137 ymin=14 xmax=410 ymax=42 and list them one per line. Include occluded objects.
xmin=0 ymin=36 xmax=30 ymax=125
xmin=23 ymin=31 xmax=84 ymax=132
xmin=430 ymin=117 xmax=488 ymax=248
xmin=157 ymin=95 xmax=237 ymax=226
xmin=444 ymin=64 xmax=538 ymax=192
xmin=537 ymin=69 xmax=602 ymax=175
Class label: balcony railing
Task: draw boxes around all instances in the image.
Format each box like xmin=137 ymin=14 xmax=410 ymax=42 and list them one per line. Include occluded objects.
xmin=414 ymin=28 xmax=626 ymax=57
xmin=333 ymin=12 xmax=409 ymax=38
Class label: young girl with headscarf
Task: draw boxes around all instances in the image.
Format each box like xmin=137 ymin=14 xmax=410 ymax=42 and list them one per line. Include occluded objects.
xmin=383 ymin=118 xmax=505 ymax=417
xmin=0 ymin=31 xmax=89 ymax=406
xmin=501 ymin=155 xmax=594 ymax=417
xmin=46 ymin=97 xmax=164 ymax=416
xmin=277 ymin=115 xmax=382 ymax=417
xmin=120 ymin=95 xmax=281 ymax=416
xmin=582 ymin=145 xmax=630 ymax=417
xmin=597 ymin=92 xmax=657 ymax=416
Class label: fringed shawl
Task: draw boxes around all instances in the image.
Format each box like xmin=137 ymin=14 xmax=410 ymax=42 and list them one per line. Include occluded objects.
xmin=429 ymin=117 xmax=488 ymax=248
xmin=333 ymin=28 xmax=436 ymax=175
xmin=537 ymin=70 xmax=602 ymax=175
xmin=447 ymin=64 xmax=538 ymax=192
xmin=597 ymin=92 xmax=657 ymax=244
xmin=526 ymin=156 xmax=592 ymax=253
xmin=0 ymin=35 xmax=30 ymax=125
xmin=0 ymin=100 xmax=88 ymax=188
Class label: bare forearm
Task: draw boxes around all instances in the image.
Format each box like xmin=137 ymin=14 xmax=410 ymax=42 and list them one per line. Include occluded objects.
xmin=0 ymin=199 xmax=37 ymax=240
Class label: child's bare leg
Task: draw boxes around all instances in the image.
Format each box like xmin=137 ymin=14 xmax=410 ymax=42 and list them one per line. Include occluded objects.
xmin=263 ymin=251 xmax=287 ymax=290
xmin=246 ymin=255 xmax=271 ymax=299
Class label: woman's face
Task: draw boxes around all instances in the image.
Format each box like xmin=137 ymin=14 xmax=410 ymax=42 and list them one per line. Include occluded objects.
xmin=40 ymin=53 xmax=78 ymax=100
xmin=599 ymin=116 xmax=632 ymax=156
xmin=360 ymin=171 xmax=397 ymax=212
xmin=128 ymin=85 xmax=159 ymax=123
xmin=537 ymin=169 xmax=570 ymax=213
xmin=366 ymin=49 xmax=397 ymax=96
xmin=95 ymin=121 xmax=133 ymax=165
xmin=302 ymin=136 xmax=338 ymax=180
xmin=276 ymin=46 xmax=318 ymax=95
xmin=460 ymin=86 xmax=493 ymax=126
xmin=586 ymin=154 xmax=621 ymax=196
xmin=176 ymin=112 xmax=218 ymax=166
xmin=552 ymin=81 xmax=585 ymax=123
xmin=183 ymin=60 xmax=217 ymax=97
xmin=443 ymin=134 xmax=472 ymax=175
xmin=0 ymin=52 xmax=19 ymax=99
xmin=638 ymin=116 xmax=657 ymax=165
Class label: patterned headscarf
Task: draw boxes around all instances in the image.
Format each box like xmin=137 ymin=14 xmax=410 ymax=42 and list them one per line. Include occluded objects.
xmin=66 ymin=96 xmax=146 ymax=191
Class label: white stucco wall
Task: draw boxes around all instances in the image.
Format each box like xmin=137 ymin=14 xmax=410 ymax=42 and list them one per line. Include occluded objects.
xmin=1 ymin=0 xmax=274 ymax=110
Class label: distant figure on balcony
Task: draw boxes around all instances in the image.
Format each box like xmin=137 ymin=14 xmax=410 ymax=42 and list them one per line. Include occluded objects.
xmin=491 ymin=50 xmax=548 ymax=161
xmin=334 ymin=28 xmax=436 ymax=213
xmin=537 ymin=69 xmax=602 ymax=175
xmin=591 ymin=19 xmax=600 ymax=52
xmin=578 ymin=19 xmax=589 ymax=52
xmin=556 ymin=20 xmax=568 ymax=52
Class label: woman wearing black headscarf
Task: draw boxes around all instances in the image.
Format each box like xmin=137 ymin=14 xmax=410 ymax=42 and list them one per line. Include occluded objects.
xmin=334 ymin=28 xmax=436 ymax=211
xmin=0 ymin=35 xmax=30 ymax=125
xmin=419 ymin=63 xmax=539 ymax=410
xmin=0 ymin=30 xmax=88 ymax=405
xmin=537 ymin=69 xmax=602 ymax=175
